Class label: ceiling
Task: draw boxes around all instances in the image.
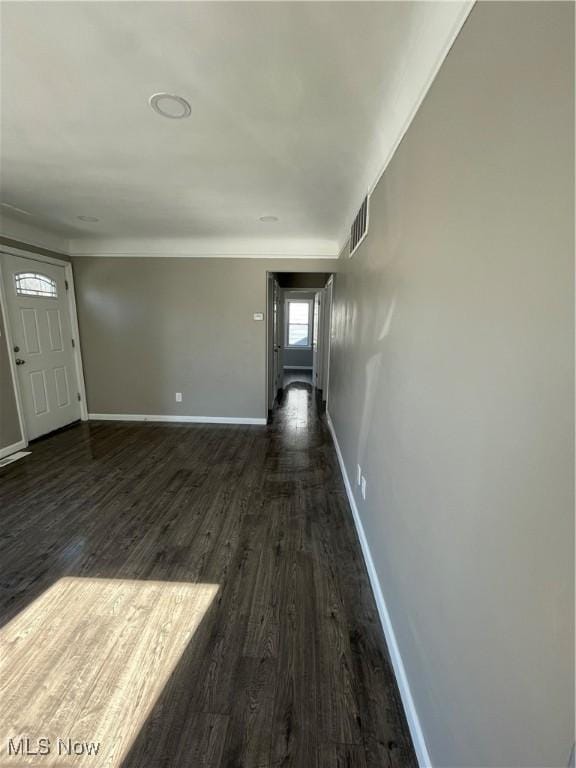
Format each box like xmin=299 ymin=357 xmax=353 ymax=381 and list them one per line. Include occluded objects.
xmin=0 ymin=1 xmax=471 ymax=256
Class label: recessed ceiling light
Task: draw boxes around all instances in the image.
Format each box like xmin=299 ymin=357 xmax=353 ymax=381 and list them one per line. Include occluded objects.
xmin=77 ymin=215 xmax=99 ymax=222
xmin=149 ymin=92 xmax=191 ymax=120
xmin=1 ymin=202 xmax=31 ymax=216
xmin=259 ymin=215 xmax=279 ymax=223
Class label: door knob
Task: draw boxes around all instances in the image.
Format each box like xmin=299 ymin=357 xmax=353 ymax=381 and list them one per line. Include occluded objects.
xmin=15 ymin=358 xmax=26 ymax=366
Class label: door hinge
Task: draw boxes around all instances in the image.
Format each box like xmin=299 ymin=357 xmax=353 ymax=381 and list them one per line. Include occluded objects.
xmin=65 ymin=279 xmax=69 ymax=291
xmin=71 ymin=338 xmax=76 ymax=348
xmin=77 ymin=393 xmax=82 ymax=402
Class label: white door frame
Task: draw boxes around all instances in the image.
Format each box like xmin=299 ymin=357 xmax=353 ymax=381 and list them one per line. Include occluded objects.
xmin=0 ymin=245 xmax=88 ymax=447
xmin=265 ymin=273 xmax=271 ymax=413
xmin=324 ymin=276 xmax=334 ymax=409
xmin=316 ymin=287 xmax=326 ymax=389
xmin=265 ymin=272 xmax=282 ymax=414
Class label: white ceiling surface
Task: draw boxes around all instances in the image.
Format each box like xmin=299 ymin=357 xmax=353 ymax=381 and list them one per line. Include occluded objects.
xmin=0 ymin=1 xmax=472 ymax=257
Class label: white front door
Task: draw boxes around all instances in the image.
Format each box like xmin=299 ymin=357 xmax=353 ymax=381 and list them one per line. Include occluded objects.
xmin=3 ymin=254 xmax=81 ymax=440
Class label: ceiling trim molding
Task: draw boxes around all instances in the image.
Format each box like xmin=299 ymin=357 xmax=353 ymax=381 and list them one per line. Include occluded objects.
xmin=336 ymin=0 xmax=475 ymax=252
xmin=0 ymin=236 xmax=69 ymax=261
xmin=0 ymin=214 xmax=70 ymax=254
xmin=69 ymin=252 xmax=340 ymax=261
xmin=69 ymin=236 xmax=340 ymax=260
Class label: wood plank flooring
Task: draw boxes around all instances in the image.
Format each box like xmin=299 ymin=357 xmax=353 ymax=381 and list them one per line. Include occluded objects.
xmin=0 ymin=380 xmax=417 ymax=768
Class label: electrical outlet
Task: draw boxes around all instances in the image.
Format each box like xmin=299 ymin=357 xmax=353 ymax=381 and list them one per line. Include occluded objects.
xmin=357 ymin=464 xmax=362 ymax=486
xmin=175 ymin=392 xmax=182 ymax=402
xmin=361 ymin=476 xmax=367 ymax=500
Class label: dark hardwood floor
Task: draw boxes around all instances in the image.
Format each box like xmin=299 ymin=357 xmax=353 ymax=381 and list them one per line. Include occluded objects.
xmin=0 ymin=379 xmax=416 ymax=768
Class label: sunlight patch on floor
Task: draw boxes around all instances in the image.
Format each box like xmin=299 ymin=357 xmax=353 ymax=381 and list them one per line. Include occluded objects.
xmin=284 ymin=387 xmax=310 ymax=429
xmin=0 ymin=577 xmax=218 ymax=766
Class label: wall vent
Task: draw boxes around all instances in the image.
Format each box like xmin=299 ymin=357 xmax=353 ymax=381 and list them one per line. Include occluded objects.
xmin=349 ymin=195 xmax=369 ymax=257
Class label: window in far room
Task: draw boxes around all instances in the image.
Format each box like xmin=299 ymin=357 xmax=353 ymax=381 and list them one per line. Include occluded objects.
xmin=286 ymin=299 xmax=313 ymax=348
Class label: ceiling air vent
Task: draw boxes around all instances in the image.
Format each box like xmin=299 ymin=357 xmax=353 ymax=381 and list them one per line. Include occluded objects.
xmin=349 ymin=194 xmax=369 ymax=257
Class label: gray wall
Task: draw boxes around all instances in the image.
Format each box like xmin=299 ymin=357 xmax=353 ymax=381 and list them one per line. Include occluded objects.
xmin=0 ymin=302 xmax=22 ymax=449
xmin=328 ymin=3 xmax=574 ymax=767
xmin=283 ymin=290 xmax=315 ymax=368
xmin=72 ymin=257 xmax=338 ymax=419
xmin=283 ymin=347 xmax=312 ymax=368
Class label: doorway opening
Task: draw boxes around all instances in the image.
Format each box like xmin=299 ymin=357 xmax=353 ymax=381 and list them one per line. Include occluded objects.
xmin=265 ymin=271 xmax=334 ymax=418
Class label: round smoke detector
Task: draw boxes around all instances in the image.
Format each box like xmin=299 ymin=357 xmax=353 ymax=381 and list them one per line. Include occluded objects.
xmin=149 ymin=93 xmax=191 ymax=120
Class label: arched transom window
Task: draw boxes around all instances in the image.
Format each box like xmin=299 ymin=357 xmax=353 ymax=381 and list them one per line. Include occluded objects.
xmin=14 ymin=272 xmax=58 ymax=298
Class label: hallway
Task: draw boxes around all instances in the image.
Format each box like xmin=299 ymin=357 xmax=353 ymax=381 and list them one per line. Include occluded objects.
xmin=0 ymin=384 xmax=416 ymax=767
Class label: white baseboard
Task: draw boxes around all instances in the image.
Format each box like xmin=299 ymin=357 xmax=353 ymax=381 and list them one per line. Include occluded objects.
xmin=88 ymin=413 xmax=266 ymax=426
xmin=283 ymin=365 xmax=313 ymax=370
xmin=0 ymin=450 xmax=31 ymax=468
xmin=0 ymin=439 xmax=27 ymax=460
xmin=326 ymin=410 xmax=432 ymax=768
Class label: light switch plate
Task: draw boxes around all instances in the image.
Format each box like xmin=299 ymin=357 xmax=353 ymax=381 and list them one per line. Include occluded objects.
xmin=253 ymin=312 xmax=264 ymax=321
xmin=175 ymin=392 xmax=182 ymax=402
